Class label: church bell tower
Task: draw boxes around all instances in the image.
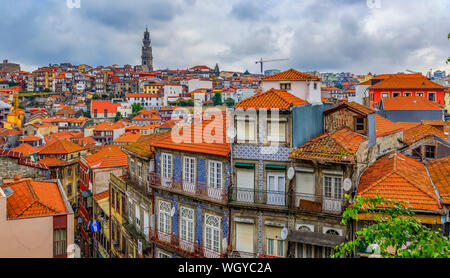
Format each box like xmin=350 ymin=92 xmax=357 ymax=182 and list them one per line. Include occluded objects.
xmin=141 ymin=27 xmax=153 ymax=72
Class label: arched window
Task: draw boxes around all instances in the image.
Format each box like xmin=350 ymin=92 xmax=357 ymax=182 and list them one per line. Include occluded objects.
xmin=297 ymin=225 xmax=312 ymax=232
xmin=325 ymin=229 xmax=340 ymax=235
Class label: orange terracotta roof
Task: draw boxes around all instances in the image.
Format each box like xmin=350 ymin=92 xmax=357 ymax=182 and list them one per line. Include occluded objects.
xmin=290 ymin=128 xmax=366 ymax=163
xmin=381 ymin=96 xmax=443 ymax=111
xmin=113 ymin=132 xmax=143 ymax=143
xmin=91 ymin=100 xmax=121 ymax=114
xmin=375 ymin=115 xmax=403 ymax=137
xmin=402 ymin=124 xmax=447 ymax=145
xmin=133 ymin=113 xmax=161 ymax=121
xmin=235 ymin=88 xmax=308 ymax=110
xmin=396 ymin=122 xmax=421 ymax=130
xmin=357 ymin=152 xmax=442 ymax=211
xmin=152 ymin=112 xmax=230 ymax=157
xmin=324 ymin=101 xmax=375 ymax=116
xmin=38 ymin=139 xmax=84 ymax=155
xmin=90 ymin=121 xmax=127 ymax=131
xmin=262 ymin=68 xmax=321 ymax=81
xmin=93 ymin=190 xmax=109 ymax=201
xmin=369 ymin=74 xmax=445 ymax=90
xmin=83 ymin=145 xmax=127 ymax=169
xmin=19 ymin=136 xmax=42 ymax=142
xmin=421 ymin=120 xmax=447 ymax=126
xmin=38 ymin=157 xmax=68 ymax=167
xmin=1 ymin=180 xmax=67 ymax=218
xmin=427 ymin=156 xmax=450 ymax=205
xmin=122 ymin=133 xmax=161 ymax=157
xmin=10 ymin=143 xmax=41 ymax=156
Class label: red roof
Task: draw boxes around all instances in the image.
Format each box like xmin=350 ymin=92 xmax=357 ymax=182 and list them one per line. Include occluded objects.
xmin=262 ymin=68 xmax=321 ymax=81
xmin=38 ymin=139 xmax=84 ymax=155
xmin=290 ymin=128 xmax=366 ymax=163
xmin=357 ymin=152 xmax=441 ymax=211
xmin=368 ymin=74 xmax=445 ymax=90
xmin=152 ymin=112 xmax=230 ymax=157
xmin=91 ymin=100 xmax=121 ymax=114
xmin=375 ymin=115 xmax=403 ymax=137
xmin=427 ymin=156 xmax=450 ymax=205
xmin=1 ymin=179 xmax=68 ymax=218
xmin=381 ymin=96 xmax=443 ymax=111
xmin=83 ymin=145 xmax=127 ymax=169
xmin=10 ymin=143 xmax=41 ymax=156
xmin=235 ymin=88 xmax=308 ymax=110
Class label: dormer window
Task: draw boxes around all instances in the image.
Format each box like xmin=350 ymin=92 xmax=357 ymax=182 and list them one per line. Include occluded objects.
xmin=392 ymin=92 xmax=400 ymax=97
xmin=280 ymin=83 xmax=291 ymax=90
xmin=355 ymin=117 xmax=365 ymax=132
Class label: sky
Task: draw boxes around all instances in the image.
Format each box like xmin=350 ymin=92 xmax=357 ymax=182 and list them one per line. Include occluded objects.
xmin=0 ymin=0 xmax=449 ymax=74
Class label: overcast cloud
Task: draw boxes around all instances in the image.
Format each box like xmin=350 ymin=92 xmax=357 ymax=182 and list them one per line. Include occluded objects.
xmin=0 ymin=0 xmax=449 ymax=74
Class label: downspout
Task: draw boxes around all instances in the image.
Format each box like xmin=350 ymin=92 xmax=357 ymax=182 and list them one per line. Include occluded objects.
xmin=228 ymin=109 xmax=234 ymax=253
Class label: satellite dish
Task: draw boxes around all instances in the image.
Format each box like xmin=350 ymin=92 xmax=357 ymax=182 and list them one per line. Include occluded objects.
xmin=343 ymin=178 xmax=352 ymax=192
xmin=287 ymin=167 xmax=295 ymax=180
xmin=280 ymin=227 xmax=288 ymax=240
xmin=170 ymin=207 xmax=175 ymax=217
xmin=227 ymin=127 xmax=236 ymax=139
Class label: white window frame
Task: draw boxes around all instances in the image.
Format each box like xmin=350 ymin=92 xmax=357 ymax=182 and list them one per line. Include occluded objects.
xmin=428 ymin=92 xmax=436 ymax=101
xmin=204 ymin=213 xmax=221 ymax=252
xmin=161 ymin=153 xmax=172 ymax=179
xmin=180 ymin=206 xmax=194 ymax=243
xmin=381 ymin=92 xmax=389 ymax=98
xmin=267 ymin=118 xmax=287 ymax=143
xmin=158 ymin=200 xmax=172 ymax=234
xmin=208 ymin=160 xmax=222 ymax=189
xmin=323 ymin=175 xmax=343 ymax=199
xmin=135 ymin=203 xmax=141 ymax=229
xmin=157 ymin=250 xmax=171 ymax=258
xmin=236 ymin=116 xmax=256 ymax=142
xmin=183 ymin=156 xmax=195 ymax=184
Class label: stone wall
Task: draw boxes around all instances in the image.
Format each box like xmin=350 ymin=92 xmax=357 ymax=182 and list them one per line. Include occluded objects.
xmin=0 ymin=156 xmax=47 ymax=183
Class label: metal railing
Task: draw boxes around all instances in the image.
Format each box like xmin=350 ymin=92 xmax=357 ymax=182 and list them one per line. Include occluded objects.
xmin=289 ymin=192 xmax=346 ymax=214
xmin=148 ymin=172 xmax=228 ymax=203
xmin=228 ymin=187 xmax=288 ymax=207
xmin=148 ymin=227 xmax=225 ymax=258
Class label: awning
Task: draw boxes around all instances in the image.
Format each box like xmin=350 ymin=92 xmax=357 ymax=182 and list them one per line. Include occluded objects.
xmin=287 ymin=230 xmax=345 ymax=248
xmin=235 ymin=162 xmax=255 ymax=168
xmin=265 ymin=164 xmax=286 ymax=170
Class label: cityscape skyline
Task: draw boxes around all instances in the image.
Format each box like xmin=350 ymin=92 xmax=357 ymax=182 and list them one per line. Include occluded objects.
xmin=1 ymin=0 xmax=449 ymax=74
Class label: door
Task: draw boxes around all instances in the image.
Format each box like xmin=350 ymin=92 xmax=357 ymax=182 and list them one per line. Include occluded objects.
xmin=267 ymin=173 xmax=285 ymax=206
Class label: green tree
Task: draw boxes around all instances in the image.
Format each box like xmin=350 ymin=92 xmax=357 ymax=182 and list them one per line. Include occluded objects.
xmin=83 ymin=111 xmax=91 ymax=118
xmin=114 ymin=112 xmax=123 ymax=122
xmin=213 ymin=92 xmax=223 ymax=106
xmin=132 ymin=102 xmax=143 ymax=115
xmin=333 ymin=195 xmax=450 ymax=258
xmin=92 ymin=94 xmax=100 ymax=100
xmin=8 ymin=81 xmax=19 ymax=87
xmin=224 ymin=98 xmax=235 ymax=107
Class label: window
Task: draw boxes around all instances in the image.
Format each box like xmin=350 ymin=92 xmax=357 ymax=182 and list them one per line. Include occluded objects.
xmin=392 ymin=92 xmax=400 ymax=97
xmin=158 ymin=200 xmax=171 ymax=234
xmin=183 ymin=157 xmax=195 ymax=183
xmin=53 ymin=229 xmax=67 ymax=256
xmin=128 ymin=200 xmax=133 ymax=222
xmin=67 ymin=183 xmax=72 ymax=195
xmin=416 ymin=92 xmax=424 ymax=97
xmin=205 ymin=214 xmax=221 ymax=252
xmin=404 ymin=92 xmax=412 ymax=96
xmin=236 ymin=117 xmax=256 ymax=142
xmin=355 ymin=117 xmax=365 ymax=131
xmin=381 ymin=92 xmax=389 ymax=98
xmin=94 ymin=109 xmax=98 ymax=118
xmin=135 ymin=204 xmax=140 ymax=229
xmin=267 ymin=173 xmax=286 ymax=205
xmin=208 ymin=160 xmax=222 ymax=189
xmin=138 ymin=163 xmax=142 ymax=181
xmin=267 ymin=238 xmax=284 ymax=257
xmin=104 ymin=109 xmax=107 ymax=118
xmin=280 ymin=83 xmax=291 ymax=90
xmin=267 ymin=120 xmax=286 ymax=142
xmin=157 ymin=250 xmax=171 ymax=258
xmin=425 ymin=145 xmax=435 ymax=159
xmin=67 ymin=166 xmax=72 ymax=177
xmin=324 ymin=176 xmax=342 ymax=199
xmin=161 ymin=153 xmax=172 ymax=178
xmin=325 ymin=229 xmax=340 ymax=235
xmin=180 ymin=207 xmax=194 ymax=243
xmin=428 ymin=92 xmax=436 ymax=101
xmin=313 ymin=82 xmax=317 ymax=90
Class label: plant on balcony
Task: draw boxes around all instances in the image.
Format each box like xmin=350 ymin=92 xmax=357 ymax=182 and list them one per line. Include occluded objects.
xmin=333 ymin=195 xmax=450 ymax=258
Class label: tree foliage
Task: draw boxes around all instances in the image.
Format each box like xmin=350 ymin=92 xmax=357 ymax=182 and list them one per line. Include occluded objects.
xmin=213 ymin=92 xmax=223 ymax=106
xmin=92 ymin=94 xmax=100 ymax=100
xmin=132 ymin=102 xmax=144 ymax=115
xmin=333 ymin=195 xmax=450 ymax=258
xmin=224 ymin=98 xmax=235 ymax=107
xmin=114 ymin=112 xmax=123 ymax=122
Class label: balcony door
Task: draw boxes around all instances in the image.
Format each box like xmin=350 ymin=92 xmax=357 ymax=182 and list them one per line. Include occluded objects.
xmin=295 ymin=170 xmax=315 ymax=206
xmin=266 ymin=173 xmax=285 ymax=206
xmin=236 ymin=168 xmax=254 ymax=203
xmin=323 ymin=176 xmax=343 ymax=213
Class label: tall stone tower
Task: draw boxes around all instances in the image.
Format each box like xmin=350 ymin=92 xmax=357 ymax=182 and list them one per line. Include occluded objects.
xmin=141 ymin=27 xmax=153 ymax=72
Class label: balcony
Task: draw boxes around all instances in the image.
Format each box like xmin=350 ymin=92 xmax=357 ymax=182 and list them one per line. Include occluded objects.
xmin=289 ymin=192 xmax=346 ymax=215
xmin=148 ymin=227 xmax=225 ymax=258
xmin=228 ymin=187 xmax=288 ymax=208
xmin=148 ymin=172 xmax=227 ymax=205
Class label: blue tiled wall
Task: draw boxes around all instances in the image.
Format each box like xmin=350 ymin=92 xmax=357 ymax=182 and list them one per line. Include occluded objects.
xmin=174 ymin=155 xmax=181 ymax=183
xmin=156 ymin=152 xmax=160 ymax=173
xmin=195 ymin=204 xmax=203 ymax=245
xmin=197 ymin=158 xmax=206 ymax=184
xmin=224 ymin=162 xmax=231 ymax=190
xmin=172 ymin=196 xmax=178 ymax=235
